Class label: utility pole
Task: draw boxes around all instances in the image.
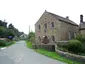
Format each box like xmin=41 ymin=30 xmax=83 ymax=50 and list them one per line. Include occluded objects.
xmin=29 ymin=25 xmax=30 ymax=34
xmin=4 ymin=19 xmax=6 ymax=22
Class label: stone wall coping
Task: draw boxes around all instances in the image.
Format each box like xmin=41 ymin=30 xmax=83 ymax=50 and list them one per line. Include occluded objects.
xmin=32 ymin=44 xmax=55 ymax=45
xmin=0 ymin=38 xmax=7 ymax=40
xmin=56 ymin=41 xmax=68 ymax=43
xmin=56 ymin=49 xmax=85 ymax=58
xmin=55 ymin=48 xmax=85 ymax=63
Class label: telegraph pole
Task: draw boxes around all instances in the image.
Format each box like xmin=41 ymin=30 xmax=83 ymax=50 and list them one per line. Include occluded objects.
xmin=29 ymin=25 xmax=30 ymax=34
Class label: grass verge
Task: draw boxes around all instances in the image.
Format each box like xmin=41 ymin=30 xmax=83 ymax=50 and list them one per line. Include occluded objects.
xmin=25 ymin=40 xmax=81 ymax=64
xmin=35 ymin=49 xmax=81 ymax=64
xmin=0 ymin=40 xmax=16 ymax=47
xmin=7 ymin=41 xmax=16 ymax=47
xmin=25 ymin=40 xmax=32 ymax=48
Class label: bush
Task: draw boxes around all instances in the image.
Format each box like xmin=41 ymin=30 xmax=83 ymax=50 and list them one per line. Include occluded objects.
xmin=0 ymin=40 xmax=13 ymax=46
xmin=76 ymin=34 xmax=85 ymax=42
xmin=25 ymin=41 xmax=32 ymax=48
xmin=67 ymin=40 xmax=82 ymax=54
xmin=0 ymin=40 xmax=8 ymax=46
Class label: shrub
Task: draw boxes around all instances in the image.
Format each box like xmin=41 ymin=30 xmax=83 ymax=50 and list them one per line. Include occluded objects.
xmin=0 ymin=40 xmax=7 ymax=46
xmin=76 ymin=34 xmax=85 ymax=42
xmin=81 ymin=35 xmax=85 ymax=42
xmin=67 ymin=40 xmax=82 ymax=54
xmin=0 ymin=40 xmax=13 ymax=46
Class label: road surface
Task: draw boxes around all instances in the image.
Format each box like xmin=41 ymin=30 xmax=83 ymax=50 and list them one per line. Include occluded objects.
xmin=0 ymin=41 xmax=65 ymax=64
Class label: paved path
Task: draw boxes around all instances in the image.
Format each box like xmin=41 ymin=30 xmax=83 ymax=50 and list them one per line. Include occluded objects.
xmin=0 ymin=41 xmax=65 ymax=64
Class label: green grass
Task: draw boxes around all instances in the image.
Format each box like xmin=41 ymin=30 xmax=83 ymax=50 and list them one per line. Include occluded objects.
xmin=7 ymin=41 xmax=16 ymax=47
xmin=25 ymin=41 xmax=81 ymax=64
xmin=25 ymin=40 xmax=32 ymax=48
xmin=35 ymin=49 xmax=81 ymax=64
xmin=0 ymin=46 xmax=4 ymax=48
xmin=0 ymin=40 xmax=16 ymax=47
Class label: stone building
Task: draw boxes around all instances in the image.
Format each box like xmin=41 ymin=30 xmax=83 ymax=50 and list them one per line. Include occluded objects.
xmin=79 ymin=15 xmax=85 ymax=35
xmin=35 ymin=11 xmax=78 ymax=45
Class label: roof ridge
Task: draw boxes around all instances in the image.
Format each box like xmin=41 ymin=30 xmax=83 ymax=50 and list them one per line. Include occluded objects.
xmin=46 ymin=11 xmax=78 ymax=26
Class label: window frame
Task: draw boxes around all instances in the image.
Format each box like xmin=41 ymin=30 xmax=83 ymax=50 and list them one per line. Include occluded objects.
xmin=51 ymin=22 xmax=54 ymax=28
xmin=38 ymin=24 xmax=41 ymax=29
xmin=44 ymin=23 xmax=47 ymax=29
xmin=51 ymin=35 xmax=55 ymax=41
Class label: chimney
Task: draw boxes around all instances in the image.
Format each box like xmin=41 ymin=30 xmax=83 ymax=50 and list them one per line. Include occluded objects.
xmin=80 ymin=15 xmax=83 ymax=22
xmin=66 ymin=16 xmax=69 ymax=19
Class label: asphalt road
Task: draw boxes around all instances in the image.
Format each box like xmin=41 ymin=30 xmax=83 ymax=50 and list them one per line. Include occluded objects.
xmin=0 ymin=41 xmax=65 ymax=64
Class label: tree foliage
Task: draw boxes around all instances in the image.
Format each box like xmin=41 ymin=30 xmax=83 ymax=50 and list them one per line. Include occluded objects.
xmin=0 ymin=26 xmax=7 ymax=38
xmin=0 ymin=20 xmax=22 ymax=40
xmin=76 ymin=34 xmax=85 ymax=42
xmin=0 ymin=20 xmax=7 ymax=27
xmin=28 ymin=32 xmax=35 ymax=43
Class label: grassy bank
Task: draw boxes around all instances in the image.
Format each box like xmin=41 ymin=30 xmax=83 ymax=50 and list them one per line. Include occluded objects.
xmin=35 ymin=49 xmax=81 ymax=64
xmin=0 ymin=40 xmax=16 ymax=47
xmin=7 ymin=41 xmax=16 ymax=47
xmin=25 ymin=40 xmax=32 ymax=48
xmin=25 ymin=41 xmax=81 ymax=64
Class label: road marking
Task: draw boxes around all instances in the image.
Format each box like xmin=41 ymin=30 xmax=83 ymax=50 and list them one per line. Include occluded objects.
xmin=16 ymin=55 xmax=24 ymax=63
xmin=10 ymin=54 xmax=24 ymax=63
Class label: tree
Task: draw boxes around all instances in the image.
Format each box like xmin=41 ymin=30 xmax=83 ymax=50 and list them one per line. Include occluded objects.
xmin=3 ymin=22 xmax=7 ymax=28
xmin=28 ymin=32 xmax=35 ymax=42
xmin=0 ymin=20 xmax=7 ymax=28
xmin=0 ymin=20 xmax=21 ymax=40
xmin=8 ymin=23 xmax=14 ymax=29
xmin=7 ymin=29 xmax=15 ymax=40
xmin=8 ymin=23 xmax=21 ymax=38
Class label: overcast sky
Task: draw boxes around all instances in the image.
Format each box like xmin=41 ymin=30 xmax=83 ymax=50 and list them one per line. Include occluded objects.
xmin=0 ymin=0 xmax=85 ymax=34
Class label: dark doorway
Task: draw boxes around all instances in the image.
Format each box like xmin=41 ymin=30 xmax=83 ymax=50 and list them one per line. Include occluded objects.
xmin=42 ymin=36 xmax=49 ymax=44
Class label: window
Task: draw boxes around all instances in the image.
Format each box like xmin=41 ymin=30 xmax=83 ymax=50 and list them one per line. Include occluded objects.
xmin=44 ymin=29 xmax=46 ymax=32
xmin=38 ymin=36 xmax=41 ymax=41
xmin=45 ymin=18 xmax=47 ymax=19
xmin=68 ymin=31 xmax=71 ymax=40
xmin=42 ymin=36 xmax=49 ymax=44
xmin=44 ymin=23 xmax=47 ymax=29
xmin=51 ymin=22 xmax=54 ymax=28
xmin=74 ymin=32 xmax=76 ymax=38
xmin=38 ymin=25 xmax=41 ymax=29
xmin=52 ymin=35 xmax=55 ymax=41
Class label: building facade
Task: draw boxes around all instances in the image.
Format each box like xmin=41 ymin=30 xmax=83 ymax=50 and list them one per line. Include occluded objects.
xmin=35 ymin=11 xmax=78 ymax=45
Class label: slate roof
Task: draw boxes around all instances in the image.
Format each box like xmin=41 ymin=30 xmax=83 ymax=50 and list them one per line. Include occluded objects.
xmin=47 ymin=11 xmax=78 ymax=26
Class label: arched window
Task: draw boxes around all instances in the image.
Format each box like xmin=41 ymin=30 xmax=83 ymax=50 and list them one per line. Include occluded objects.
xmin=44 ymin=23 xmax=47 ymax=29
xmin=38 ymin=36 xmax=41 ymax=41
xmin=42 ymin=36 xmax=49 ymax=44
xmin=74 ymin=32 xmax=76 ymax=38
xmin=51 ymin=22 xmax=54 ymax=28
xmin=38 ymin=25 xmax=41 ymax=29
xmin=68 ymin=31 xmax=71 ymax=40
xmin=52 ymin=35 xmax=55 ymax=41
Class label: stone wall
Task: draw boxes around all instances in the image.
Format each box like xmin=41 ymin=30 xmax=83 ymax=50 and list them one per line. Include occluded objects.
xmin=32 ymin=44 xmax=55 ymax=52
xmin=0 ymin=38 xmax=7 ymax=40
xmin=80 ymin=30 xmax=85 ymax=35
xmin=55 ymin=41 xmax=68 ymax=46
xmin=59 ymin=21 xmax=78 ymax=40
xmin=55 ymin=46 xmax=85 ymax=63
